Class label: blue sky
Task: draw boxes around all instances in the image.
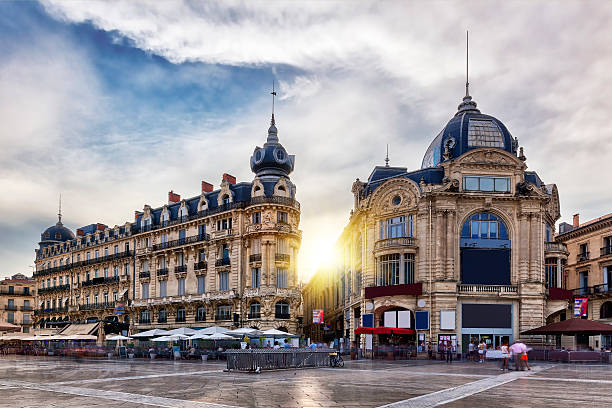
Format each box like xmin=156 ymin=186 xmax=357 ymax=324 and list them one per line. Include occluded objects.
xmin=1 ymin=1 xmax=612 ymax=280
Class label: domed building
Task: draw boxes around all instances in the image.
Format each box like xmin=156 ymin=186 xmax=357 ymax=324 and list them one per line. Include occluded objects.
xmin=304 ymin=88 xmax=571 ymax=354
xmin=39 ymin=214 xmax=75 ymax=249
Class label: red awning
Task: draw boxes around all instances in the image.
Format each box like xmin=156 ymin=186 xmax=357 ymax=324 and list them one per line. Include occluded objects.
xmin=390 ymin=328 xmax=415 ymax=335
xmin=372 ymin=327 xmax=415 ymax=335
xmin=354 ymin=327 xmax=374 ymax=334
xmin=521 ymin=318 xmax=612 ymax=336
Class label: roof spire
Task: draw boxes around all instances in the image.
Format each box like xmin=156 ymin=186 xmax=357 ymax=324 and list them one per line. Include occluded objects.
xmin=456 ymin=29 xmax=479 ymax=115
xmin=266 ymin=81 xmax=279 ymax=144
xmin=271 ymin=80 xmax=276 ymax=126
xmin=57 ymin=193 xmax=62 ymax=224
xmin=385 ymin=144 xmax=390 ymax=167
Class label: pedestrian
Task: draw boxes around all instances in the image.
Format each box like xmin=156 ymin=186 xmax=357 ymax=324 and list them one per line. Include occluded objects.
xmin=500 ymin=342 xmax=509 ymax=371
xmin=478 ymin=340 xmax=486 ymax=363
xmin=509 ymin=341 xmax=524 ymax=371
xmin=522 ymin=349 xmax=531 ymax=370
xmin=446 ymin=341 xmax=453 ymax=364
xmin=468 ymin=340 xmax=475 ymax=361
xmin=427 ymin=341 xmax=433 ymax=360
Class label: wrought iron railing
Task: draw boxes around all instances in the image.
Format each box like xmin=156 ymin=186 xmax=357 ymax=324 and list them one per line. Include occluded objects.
xmin=275 ymin=253 xmax=290 ymax=262
xmin=374 ymin=237 xmax=417 ymax=251
xmin=215 ymin=258 xmax=231 ymax=267
xmin=249 ymin=254 xmax=262 ymax=263
xmin=81 ymin=276 xmax=119 ymax=288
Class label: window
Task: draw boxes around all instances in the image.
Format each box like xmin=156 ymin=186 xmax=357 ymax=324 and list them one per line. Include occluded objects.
xmin=198 ymin=250 xmax=206 ymax=262
xmin=377 ymin=254 xmax=401 ymax=286
xmin=158 ymin=309 xmax=167 ymax=323
xmin=159 ymin=280 xmax=167 ymax=297
xmin=77 ymin=254 xmax=81 ymax=262
xmin=7 ymin=312 xmax=14 ymax=324
xmin=252 ymin=239 xmax=261 ymax=254
xmin=86 ymin=252 xmax=91 ymax=261
xmin=216 ymin=218 xmax=232 ymax=231
xmin=142 ymin=283 xmax=149 ymax=299
xmin=276 ymin=268 xmax=288 ymax=288
xmin=251 ymin=268 xmax=261 ymax=288
xmin=221 ymin=243 xmax=230 ymax=260
xmin=86 ymin=271 xmax=90 ymax=281
xmin=403 ymin=254 xmax=415 ymax=284
xmin=196 ymin=306 xmax=206 ymax=321
xmin=176 ymin=308 xmax=186 ymax=322
xmin=277 ymin=238 xmax=289 ymax=254
xmin=177 ymin=278 xmax=185 ymax=296
xmin=179 ymin=206 xmax=188 ymax=221
xmin=113 ymin=266 xmax=118 ymax=277
xmin=140 ymin=310 xmax=150 ymax=323
xmin=143 ymin=260 xmax=149 ymax=272
xmin=113 ymin=291 xmax=118 ymax=302
xmin=249 ymin=302 xmax=261 ymax=318
xmin=95 ymin=250 xmax=99 ymax=259
xmin=198 ymin=224 xmax=206 ymax=238
xmin=275 ymin=301 xmax=290 ymax=318
xmin=222 ymin=195 xmax=230 ymax=205
xmin=252 ymin=212 xmax=261 ymax=224
xmin=59 ymin=277 xmax=63 ymax=285
xmin=114 ymin=245 xmax=118 ymax=254
xmin=94 ymin=293 xmax=99 ymax=304
xmin=216 ymin=305 xmax=231 ymax=320
xmin=579 ymin=271 xmax=589 ymax=294
xmin=197 ymin=275 xmax=205 ymax=294
xmin=579 ymin=243 xmax=589 ymax=261
xmin=161 ymin=212 xmax=169 ymax=226
xmin=104 ymin=267 xmax=108 ymax=278
xmin=467 ymin=119 xmax=504 ymax=147
xmin=104 ymin=248 xmax=109 ymax=257
xmin=463 ymin=176 xmax=510 ymax=193
xmin=545 ymin=258 xmax=558 ymax=288
xmin=219 ymin=272 xmax=229 ymax=291
xmin=124 ymin=263 xmax=129 ymax=275
xmin=104 ymin=292 xmax=108 ymax=304
xmin=178 ymin=229 xmax=186 ymax=243
xmin=53 ymin=277 xmax=57 ymax=287
xmin=277 ymin=211 xmax=288 ymax=224
xmin=94 ymin=269 xmax=99 ymax=278
xmin=461 ymin=213 xmax=508 ymax=240
xmin=379 ymin=215 xmax=413 ymax=239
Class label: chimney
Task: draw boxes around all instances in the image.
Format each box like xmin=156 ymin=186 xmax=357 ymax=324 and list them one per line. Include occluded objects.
xmin=134 ymin=211 xmax=141 ymax=221
xmin=96 ymin=223 xmax=106 ymax=231
xmin=76 ymin=229 xmax=84 ymax=237
xmin=201 ymin=181 xmax=213 ymax=193
xmin=168 ymin=190 xmax=181 ymax=204
xmin=222 ymin=173 xmax=236 ymax=185
xmin=573 ymin=213 xmax=580 ymax=228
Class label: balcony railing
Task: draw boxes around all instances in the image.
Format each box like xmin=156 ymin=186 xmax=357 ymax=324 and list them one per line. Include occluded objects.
xmin=4 ymin=305 xmax=17 ymax=311
xmin=249 ymin=254 xmax=262 ymax=263
xmin=215 ymin=313 xmax=231 ymax=321
xmin=157 ymin=268 xmax=169 ymax=277
xmin=458 ymin=284 xmax=518 ymax=295
xmin=215 ymin=258 xmax=231 ymax=267
xmin=545 ymin=242 xmax=569 ymax=253
xmin=601 ymin=247 xmax=612 ymax=257
xmin=20 ymin=306 xmax=33 ymax=311
xmin=152 ymin=234 xmax=209 ymax=251
xmin=38 ymin=284 xmax=70 ymax=294
xmin=275 ymin=253 xmax=290 ymax=263
xmin=157 ymin=317 xmax=167 ymax=323
xmin=34 ymin=250 xmax=134 ymax=277
xmin=139 ymin=271 xmax=150 ymax=279
xmin=374 ymin=237 xmax=417 ymax=251
xmin=175 ymin=265 xmax=187 ymax=274
xmin=0 ymin=289 xmax=32 ymax=296
xmin=275 ymin=313 xmax=291 ymax=319
xmin=248 ymin=313 xmax=261 ymax=319
xmin=139 ymin=318 xmax=151 ymax=324
xmin=577 ymin=252 xmax=590 ymax=262
xmin=79 ymin=301 xmax=116 ymax=311
xmin=571 ymin=284 xmax=612 ymax=296
xmin=81 ymin=276 xmax=119 ymax=288
xmin=35 ymin=306 xmax=68 ymax=315
xmin=175 ymin=316 xmax=186 ymax=323
xmin=194 ymin=261 xmax=207 ymax=271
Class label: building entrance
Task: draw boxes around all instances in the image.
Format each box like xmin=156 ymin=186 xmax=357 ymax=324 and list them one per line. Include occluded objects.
xmin=462 ymin=334 xmax=511 ymax=354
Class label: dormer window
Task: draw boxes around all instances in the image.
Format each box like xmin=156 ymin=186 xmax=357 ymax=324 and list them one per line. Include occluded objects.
xmin=161 ymin=212 xmax=169 ymax=226
xmin=222 ymin=195 xmax=230 ymax=205
xmin=55 ymin=233 xmax=61 ymax=239
xmin=179 ymin=206 xmax=188 ymax=221
xmin=463 ymin=176 xmax=510 ymax=193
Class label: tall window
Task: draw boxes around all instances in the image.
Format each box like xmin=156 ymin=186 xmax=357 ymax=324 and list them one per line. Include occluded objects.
xmin=403 ymin=254 xmax=415 ymax=284
xmin=94 ymin=269 xmax=99 ymax=278
xmin=252 ymin=239 xmax=261 ymax=254
xmin=277 ymin=211 xmax=288 ymax=224
xmin=140 ymin=310 xmax=150 ymax=323
xmin=276 ymin=268 xmax=288 ymax=288
xmin=142 ymin=283 xmax=149 ymax=299
xmin=176 ymin=308 xmax=186 ymax=322
xmin=277 ymin=238 xmax=289 ymax=254
xmin=252 ymin=212 xmax=261 ymax=224
xmin=104 ymin=267 xmax=108 ymax=278
xmin=216 ymin=305 xmax=231 ymax=320
xmin=461 ymin=213 xmax=508 ymax=240
xmin=159 ymin=280 xmax=167 ymax=298
xmin=545 ymin=258 xmax=558 ymax=288
xmin=158 ymin=309 xmax=167 ymax=323
xmin=177 ymin=278 xmax=185 ymax=296
xmin=196 ymin=306 xmax=206 ymax=321
xmin=161 ymin=212 xmax=169 ymax=226
xmin=197 ymin=275 xmax=205 ymax=294
xmin=124 ymin=263 xmax=129 ymax=275
xmin=221 ymin=243 xmax=230 ymax=260
xmin=104 ymin=248 xmax=109 ymax=257
xmin=177 ymin=252 xmax=185 ymax=266
xmin=114 ymin=245 xmax=119 ymax=254
xmin=275 ymin=301 xmax=290 ymax=318
xmin=379 ymin=216 xmax=413 ymax=239
xmin=219 ymin=272 xmax=229 ymax=291
xmin=217 ymin=218 xmax=232 ymax=231
xmin=104 ymin=292 xmax=109 ymax=304
xmin=113 ymin=266 xmax=118 ymax=277
xmin=249 ymin=302 xmax=261 ymax=318
xmin=178 ymin=229 xmax=186 ymax=244
xmin=251 ymin=268 xmax=261 ymax=288
xmin=377 ymin=254 xmax=401 ymax=285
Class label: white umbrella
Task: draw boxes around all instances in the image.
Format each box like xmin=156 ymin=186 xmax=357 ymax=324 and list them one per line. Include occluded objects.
xmin=198 ymin=326 xmax=230 ymax=335
xmin=188 ymin=332 xmax=211 ymax=340
xmin=131 ymin=329 xmax=171 ymax=338
xmin=166 ymin=327 xmax=197 ymax=336
xmin=207 ymin=333 xmax=234 ymax=340
xmin=106 ymin=335 xmax=132 ymax=341
xmin=225 ymin=328 xmax=260 ymax=336
xmin=262 ymin=329 xmax=296 ymax=337
xmin=152 ymin=336 xmax=173 ymax=342
xmin=152 ymin=334 xmax=189 ymax=342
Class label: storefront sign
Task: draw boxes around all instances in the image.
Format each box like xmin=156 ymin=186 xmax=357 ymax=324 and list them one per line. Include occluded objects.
xmin=312 ymin=309 xmax=324 ymax=324
xmin=574 ymin=298 xmax=588 ymax=317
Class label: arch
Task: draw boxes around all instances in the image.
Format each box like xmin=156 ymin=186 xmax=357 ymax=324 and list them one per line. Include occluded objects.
xmin=276 ymin=326 xmax=288 ymax=333
xmin=460 ymin=212 xmax=509 ymax=242
xmin=198 ymin=194 xmax=209 ymax=211
xmin=251 ymin=178 xmax=265 ymax=198
xmin=249 ymin=301 xmax=261 ymax=318
xmin=273 ymin=178 xmax=291 ymax=198
xmin=601 ymin=302 xmax=612 ymax=319
xmin=367 ymin=177 xmax=421 ymax=215
xmin=196 ymin=306 xmax=206 ymax=322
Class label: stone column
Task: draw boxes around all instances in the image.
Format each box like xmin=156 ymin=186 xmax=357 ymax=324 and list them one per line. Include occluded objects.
xmin=435 ymin=211 xmax=444 ymax=280
xmin=519 ymin=215 xmax=529 ymax=283
xmin=529 ymin=215 xmax=538 ymax=282
xmin=446 ymin=210 xmax=455 ymax=281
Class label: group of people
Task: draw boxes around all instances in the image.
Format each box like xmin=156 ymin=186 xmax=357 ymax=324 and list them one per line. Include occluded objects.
xmin=467 ymin=339 xmax=531 ymax=371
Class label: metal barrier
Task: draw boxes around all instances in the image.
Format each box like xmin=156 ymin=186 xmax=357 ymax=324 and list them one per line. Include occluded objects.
xmin=225 ymin=349 xmax=336 ymax=371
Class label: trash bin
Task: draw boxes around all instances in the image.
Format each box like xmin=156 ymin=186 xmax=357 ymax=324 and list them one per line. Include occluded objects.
xmin=202 ymin=354 xmax=208 ymax=361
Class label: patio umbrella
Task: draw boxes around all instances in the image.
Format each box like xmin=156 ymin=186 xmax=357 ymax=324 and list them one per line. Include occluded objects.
xmin=0 ymin=322 xmax=21 ymax=333
xmin=261 ymin=329 xmax=296 ymax=337
xmin=106 ymin=335 xmax=132 ymax=341
xmin=225 ymin=328 xmax=261 ymax=336
xmin=131 ymin=329 xmax=171 ymax=338
xmin=188 ymin=332 xmax=211 ymax=340
xmin=355 ymin=327 xmax=375 ymax=334
xmin=207 ymin=333 xmax=234 ymax=340
xmin=198 ymin=326 xmax=230 ymax=335
xmin=153 ymin=334 xmax=189 ymax=342
xmin=152 ymin=336 xmax=174 ymax=342
xmin=166 ymin=327 xmax=197 ymax=336
xmin=521 ymin=318 xmax=612 ymax=336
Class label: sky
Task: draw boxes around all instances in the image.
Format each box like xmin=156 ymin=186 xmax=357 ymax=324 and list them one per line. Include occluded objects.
xmin=1 ymin=1 xmax=611 ymax=281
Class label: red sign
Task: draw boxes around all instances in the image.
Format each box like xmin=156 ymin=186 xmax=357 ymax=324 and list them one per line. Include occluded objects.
xmin=574 ymin=298 xmax=588 ymax=317
xmin=313 ymin=309 xmax=324 ymax=324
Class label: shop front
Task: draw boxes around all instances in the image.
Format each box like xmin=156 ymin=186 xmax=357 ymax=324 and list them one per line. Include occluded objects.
xmin=460 ymin=303 xmax=513 ymax=355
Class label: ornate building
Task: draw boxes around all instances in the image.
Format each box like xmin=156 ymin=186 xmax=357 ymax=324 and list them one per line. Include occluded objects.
xmin=0 ymin=274 xmax=35 ymax=333
xmin=304 ymin=87 xmax=571 ymax=353
xmin=34 ymin=112 xmax=303 ymax=335
xmin=557 ymin=213 xmax=612 ymax=349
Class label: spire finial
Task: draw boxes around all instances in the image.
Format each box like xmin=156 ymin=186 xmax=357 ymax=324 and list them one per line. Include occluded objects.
xmin=271 ymin=80 xmax=276 ymax=126
xmin=465 ymin=30 xmax=470 ymax=98
xmin=385 ymin=144 xmax=390 ymax=167
xmin=58 ymin=193 xmax=62 ymax=224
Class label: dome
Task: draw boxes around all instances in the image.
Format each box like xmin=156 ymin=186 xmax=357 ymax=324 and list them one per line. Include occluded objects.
xmin=39 ymin=219 xmax=75 ymax=248
xmin=250 ymin=114 xmax=295 ymax=178
xmin=421 ymin=95 xmax=517 ymax=169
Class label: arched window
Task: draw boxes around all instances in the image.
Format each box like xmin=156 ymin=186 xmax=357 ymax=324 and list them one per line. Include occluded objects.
xmin=161 ymin=212 xmax=169 ymax=226
xmin=179 ymin=206 xmax=188 ymax=221
xmin=249 ymin=302 xmax=261 ymax=319
xmin=216 ymin=305 xmax=231 ymax=320
xmin=140 ymin=309 xmax=150 ymax=323
xmin=461 ymin=213 xmax=508 ymax=240
xmin=158 ymin=309 xmax=167 ymax=323
xmin=222 ymin=194 xmax=230 ymax=205
xmin=196 ymin=306 xmax=206 ymax=322
xmin=275 ymin=301 xmax=290 ymax=319
xmin=176 ymin=307 xmax=186 ymax=322
xmin=276 ymin=326 xmax=288 ymax=333
xmin=601 ymin=302 xmax=612 ymax=319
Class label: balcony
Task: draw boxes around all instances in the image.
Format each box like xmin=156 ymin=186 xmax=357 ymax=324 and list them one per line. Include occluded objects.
xmin=139 ymin=318 xmax=151 ymax=324
xmin=157 ymin=268 xmax=169 ymax=277
xmin=139 ymin=271 xmax=151 ymax=279
xmin=275 ymin=313 xmax=291 ymax=319
xmin=374 ymin=237 xmax=417 ymax=252
xmin=174 ymin=265 xmax=187 ymax=274
xmin=275 ymin=253 xmax=290 ymax=263
xmin=79 ymin=301 xmax=116 ymax=311
xmin=20 ymin=306 xmax=33 ymax=311
xmin=35 ymin=306 xmax=68 ymax=315
xmin=212 ymin=229 xmax=234 ymax=239
xmin=601 ymin=247 xmax=612 ymax=257
xmin=577 ymin=252 xmax=590 ymax=263
xmin=152 ymin=234 xmax=209 ymax=251
xmin=34 ymin=250 xmax=135 ymax=277
xmin=458 ymin=284 xmax=518 ymax=295
xmin=157 ymin=317 xmax=167 ymax=323
xmin=364 ymin=283 xmax=422 ymax=299
xmin=215 ymin=313 xmax=231 ymax=321
xmin=0 ymin=288 xmax=32 ymax=296
xmin=4 ymin=305 xmax=17 ymax=311
xmin=194 ymin=261 xmax=208 ymax=271
xmin=545 ymin=242 xmax=569 ymax=254
xmin=571 ymin=284 xmax=612 ymax=296
xmin=81 ymin=276 xmax=119 ymax=288
xmin=247 ymin=313 xmax=261 ymax=319
xmin=215 ymin=258 xmax=231 ymax=267
xmin=38 ymin=284 xmax=70 ymax=295
xmin=249 ymin=253 xmax=262 ymax=263
xmin=175 ymin=316 xmax=186 ymax=323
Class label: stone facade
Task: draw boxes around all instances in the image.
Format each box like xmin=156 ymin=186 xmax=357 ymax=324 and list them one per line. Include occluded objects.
xmin=33 ymin=113 xmax=303 ymax=335
xmin=0 ymin=274 xmax=35 ymax=333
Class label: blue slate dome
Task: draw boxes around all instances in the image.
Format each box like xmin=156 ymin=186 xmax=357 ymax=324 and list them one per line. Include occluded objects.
xmin=250 ymin=114 xmax=295 ymax=178
xmin=421 ymin=94 xmax=517 ymax=169
xmin=39 ymin=217 xmax=74 ymax=248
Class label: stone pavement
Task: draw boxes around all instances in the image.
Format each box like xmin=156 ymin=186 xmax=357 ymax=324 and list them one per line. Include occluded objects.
xmin=0 ymin=356 xmax=610 ymax=407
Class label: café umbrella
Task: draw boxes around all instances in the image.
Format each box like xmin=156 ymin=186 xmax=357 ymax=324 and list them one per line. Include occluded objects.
xmin=131 ymin=329 xmax=171 ymax=338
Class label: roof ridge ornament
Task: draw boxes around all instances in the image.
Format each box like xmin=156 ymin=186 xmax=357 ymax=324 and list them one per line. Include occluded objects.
xmin=266 ymin=81 xmax=279 ymax=145
xmin=385 ymin=144 xmax=390 ymax=167
xmin=456 ymin=30 xmax=480 ymax=115
xmin=57 ymin=193 xmax=63 ymax=225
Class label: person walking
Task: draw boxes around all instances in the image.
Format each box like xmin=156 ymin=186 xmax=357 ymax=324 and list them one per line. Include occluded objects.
xmin=509 ymin=341 xmax=524 ymax=371
xmin=468 ymin=341 xmax=475 ymax=362
xmin=500 ymin=342 xmax=509 ymax=371
xmin=427 ymin=341 xmax=433 ymax=360
xmin=445 ymin=341 xmax=453 ymax=364
xmin=477 ymin=340 xmax=486 ymax=363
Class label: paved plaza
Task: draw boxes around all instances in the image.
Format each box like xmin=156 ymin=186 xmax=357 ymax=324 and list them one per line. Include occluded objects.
xmin=0 ymin=356 xmax=611 ymax=407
